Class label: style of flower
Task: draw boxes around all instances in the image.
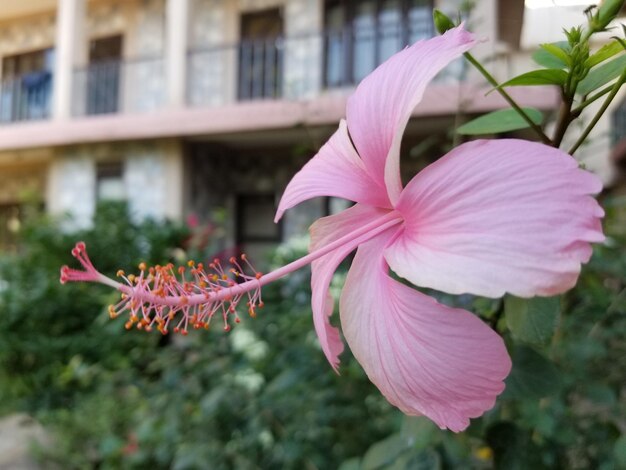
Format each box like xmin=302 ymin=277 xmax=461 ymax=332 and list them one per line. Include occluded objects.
xmin=61 ymin=26 xmax=605 ymax=432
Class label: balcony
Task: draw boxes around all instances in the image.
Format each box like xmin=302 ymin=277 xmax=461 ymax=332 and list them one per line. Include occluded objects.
xmin=0 ymin=71 xmax=52 ymax=123
xmin=188 ymin=20 xmax=435 ymax=107
xmin=0 ymin=17 xmax=436 ymax=123
xmin=72 ymin=57 xmax=166 ymax=117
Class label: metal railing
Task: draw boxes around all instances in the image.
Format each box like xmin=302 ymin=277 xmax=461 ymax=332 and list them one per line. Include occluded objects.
xmin=72 ymin=57 xmax=165 ymax=117
xmin=0 ymin=21 xmax=457 ymax=121
xmin=0 ymin=71 xmax=52 ymax=123
xmin=187 ymin=19 xmax=438 ymax=107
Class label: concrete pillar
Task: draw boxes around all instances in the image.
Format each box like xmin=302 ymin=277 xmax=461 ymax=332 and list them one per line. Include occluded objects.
xmin=166 ymin=0 xmax=190 ymax=107
xmin=53 ymin=0 xmax=86 ymax=119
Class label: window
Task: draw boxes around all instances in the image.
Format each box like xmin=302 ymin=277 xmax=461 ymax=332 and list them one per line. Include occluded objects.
xmin=236 ymin=194 xmax=282 ymax=263
xmin=0 ymin=48 xmax=54 ymax=122
xmin=87 ymin=35 xmax=123 ymax=115
xmin=96 ymin=162 xmax=126 ymax=201
xmin=324 ymin=0 xmax=433 ymax=87
xmin=238 ymin=9 xmax=284 ymax=100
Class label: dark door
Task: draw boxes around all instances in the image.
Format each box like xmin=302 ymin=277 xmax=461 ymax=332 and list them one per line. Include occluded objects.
xmin=87 ymin=35 xmax=123 ymax=115
xmin=238 ymin=8 xmax=284 ymax=100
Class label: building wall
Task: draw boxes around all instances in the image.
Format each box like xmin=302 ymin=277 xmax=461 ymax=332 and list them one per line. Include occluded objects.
xmin=0 ymin=154 xmax=48 ymax=205
xmin=48 ymin=139 xmax=183 ymax=228
xmin=188 ymin=0 xmax=323 ymax=106
xmin=0 ymin=11 xmax=56 ymax=62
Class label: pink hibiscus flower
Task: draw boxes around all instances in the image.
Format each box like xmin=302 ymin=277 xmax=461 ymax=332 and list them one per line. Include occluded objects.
xmin=275 ymin=25 xmax=604 ymax=431
xmin=61 ymin=26 xmax=604 ymax=432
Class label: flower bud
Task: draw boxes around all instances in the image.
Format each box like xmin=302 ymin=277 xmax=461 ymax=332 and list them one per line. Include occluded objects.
xmin=433 ymin=10 xmax=456 ymax=35
xmin=592 ymin=0 xmax=625 ymax=32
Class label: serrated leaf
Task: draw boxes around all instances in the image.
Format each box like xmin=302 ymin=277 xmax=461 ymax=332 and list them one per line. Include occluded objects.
xmin=532 ymin=41 xmax=569 ymax=68
xmin=503 ymin=346 xmax=562 ymax=400
xmin=586 ymin=41 xmax=624 ymax=68
xmin=504 ymin=296 xmax=560 ymax=345
xmin=577 ymin=54 xmax=626 ymax=95
xmin=456 ymin=108 xmax=543 ymax=135
xmin=499 ymin=69 xmax=568 ymax=88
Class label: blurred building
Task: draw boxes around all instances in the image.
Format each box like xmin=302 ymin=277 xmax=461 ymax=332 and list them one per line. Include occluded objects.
xmin=0 ymin=0 xmax=609 ymax=256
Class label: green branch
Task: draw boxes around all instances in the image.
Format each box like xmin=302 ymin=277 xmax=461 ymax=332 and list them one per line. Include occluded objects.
xmin=464 ymin=52 xmax=553 ymax=145
xmin=572 ymin=84 xmax=615 ymax=114
xmin=569 ymin=67 xmax=626 ymax=155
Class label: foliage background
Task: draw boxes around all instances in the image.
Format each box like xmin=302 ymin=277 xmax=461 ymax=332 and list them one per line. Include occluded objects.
xmin=0 ymin=198 xmax=624 ymax=470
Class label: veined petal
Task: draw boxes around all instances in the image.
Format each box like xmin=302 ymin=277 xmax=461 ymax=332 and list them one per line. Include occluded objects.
xmin=309 ymin=204 xmax=391 ymax=370
xmin=340 ymin=229 xmax=511 ymax=432
xmin=346 ymin=25 xmax=476 ymax=205
xmin=386 ymin=139 xmax=605 ymax=298
xmin=275 ymin=120 xmax=390 ymax=222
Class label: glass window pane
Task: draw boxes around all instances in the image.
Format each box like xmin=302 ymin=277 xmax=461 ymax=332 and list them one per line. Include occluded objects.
xmin=96 ymin=162 xmax=126 ymax=201
xmin=324 ymin=1 xmax=345 ymax=86
xmin=379 ymin=0 xmax=402 ymax=63
xmin=409 ymin=0 xmax=433 ymax=43
xmin=353 ymin=1 xmax=376 ymax=81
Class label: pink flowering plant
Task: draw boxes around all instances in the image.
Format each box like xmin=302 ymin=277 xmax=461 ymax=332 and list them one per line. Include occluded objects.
xmin=61 ymin=5 xmax=624 ymax=434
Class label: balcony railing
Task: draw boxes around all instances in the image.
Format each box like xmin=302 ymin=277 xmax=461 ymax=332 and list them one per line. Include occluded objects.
xmin=0 ymin=71 xmax=52 ymax=123
xmin=0 ymin=22 xmax=454 ymax=122
xmin=188 ymin=21 xmax=439 ymax=108
xmin=72 ymin=57 xmax=165 ymax=117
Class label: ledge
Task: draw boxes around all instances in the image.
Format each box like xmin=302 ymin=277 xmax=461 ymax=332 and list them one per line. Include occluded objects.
xmin=0 ymin=83 xmax=559 ymax=152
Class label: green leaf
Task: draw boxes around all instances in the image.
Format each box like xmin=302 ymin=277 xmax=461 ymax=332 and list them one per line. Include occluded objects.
xmin=456 ymin=108 xmax=543 ymax=135
xmin=577 ymin=54 xmax=626 ymax=95
xmin=392 ymin=449 xmax=442 ymax=470
xmin=503 ymin=346 xmax=562 ymax=400
xmin=504 ymin=296 xmax=560 ymax=345
xmin=338 ymin=458 xmax=362 ymax=470
xmin=532 ymin=42 xmax=570 ymax=68
xmin=362 ymin=434 xmax=412 ymax=470
xmin=538 ymin=42 xmax=571 ymax=69
xmin=614 ymin=434 xmax=626 ymax=468
xmin=499 ymin=69 xmax=568 ymax=88
xmin=586 ymin=41 xmax=624 ymax=68
xmin=400 ymin=416 xmax=439 ymax=449
xmin=486 ymin=422 xmax=543 ymax=470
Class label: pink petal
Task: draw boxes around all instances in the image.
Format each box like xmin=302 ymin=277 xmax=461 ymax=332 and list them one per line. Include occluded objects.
xmin=275 ymin=120 xmax=390 ymax=222
xmin=340 ymin=229 xmax=511 ymax=432
xmin=309 ymin=204 xmax=391 ymax=370
xmin=346 ymin=25 xmax=476 ymax=205
xmin=386 ymin=139 xmax=605 ymax=298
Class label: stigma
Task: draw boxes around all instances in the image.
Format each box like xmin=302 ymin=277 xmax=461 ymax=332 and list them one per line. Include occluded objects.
xmin=60 ymin=242 xmax=264 ymax=336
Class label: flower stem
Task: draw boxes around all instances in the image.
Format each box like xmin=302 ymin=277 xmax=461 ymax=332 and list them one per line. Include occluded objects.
xmin=463 ymin=52 xmax=553 ymax=145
